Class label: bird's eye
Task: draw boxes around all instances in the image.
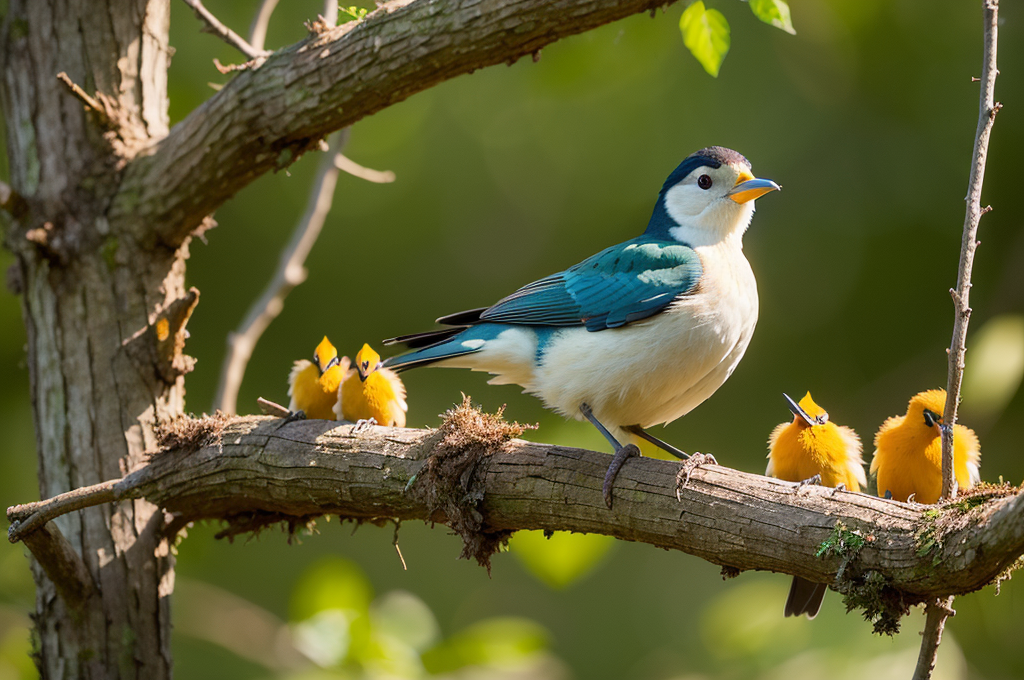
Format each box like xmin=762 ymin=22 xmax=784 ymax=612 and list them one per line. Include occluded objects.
xmin=923 ymin=410 xmax=938 ymax=427
xmin=697 ymin=174 xmax=713 ymax=190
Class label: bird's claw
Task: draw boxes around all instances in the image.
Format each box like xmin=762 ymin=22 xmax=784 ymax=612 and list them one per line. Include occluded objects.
xmin=275 ymin=410 xmax=307 ymax=430
xmin=603 ymin=444 xmax=641 ymax=509
xmin=352 ymin=418 xmax=377 ymax=434
xmin=830 ymin=483 xmax=847 ymax=496
xmin=795 ymin=474 xmax=822 ymax=494
xmin=675 ymin=452 xmax=718 ymax=500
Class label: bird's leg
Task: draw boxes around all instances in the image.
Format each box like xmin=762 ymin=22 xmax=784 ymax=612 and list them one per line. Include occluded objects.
xmin=352 ymin=417 xmax=378 ymax=434
xmin=580 ymin=403 xmax=639 ymax=510
xmin=795 ymin=473 xmax=822 ymax=495
xmin=674 ymin=452 xmax=719 ymax=499
xmin=830 ymin=482 xmax=847 ymax=497
xmin=884 ymin=489 xmax=893 ymax=500
xmin=622 ymin=425 xmax=690 ymax=460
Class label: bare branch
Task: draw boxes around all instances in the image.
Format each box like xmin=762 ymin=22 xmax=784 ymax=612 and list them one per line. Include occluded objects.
xmin=248 ymin=0 xmax=282 ymax=52
xmin=7 ymin=416 xmax=1024 ymax=608
xmin=111 ymin=0 xmax=678 ymax=248
xmin=181 ymin=0 xmax=271 ymax=60
xmin=20 ymin=522 xmax=98 ymax=612
xmin=212 ymin=130 xmax=350 ymax=414
xmin=942 ymin=0 xmax=1000 ymax=499
xmin=919 ymin=2 xmax=1000 ymax=677
xmin=335 ymin=153 xmax=397 ymax=183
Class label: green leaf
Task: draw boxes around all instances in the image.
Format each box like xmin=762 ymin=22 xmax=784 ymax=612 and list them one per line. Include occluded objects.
xmin=510 ymin=530 xmax=615 ymax=589
xmin=421 ymin=617 xmax=549 ymax=674
xmin=679 ymin=2 xmax=731 ymax=77
xmin=748 ymin=0 xmax=796 ymax=35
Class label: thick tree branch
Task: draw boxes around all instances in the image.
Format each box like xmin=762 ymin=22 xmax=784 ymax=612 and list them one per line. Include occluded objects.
xmin=110 ymin=0 xmax=676 ymax=248
xmin=8 ymin=416 xmax=1024 ymax=607
xmin=917 ymin=2 xmax=1000 ymax=677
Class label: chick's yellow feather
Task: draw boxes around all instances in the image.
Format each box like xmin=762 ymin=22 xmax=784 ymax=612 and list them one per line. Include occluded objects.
xmin=336 ymin=343 xmax=408 ymax=427
xmin=287 ymin=336 xmax=348 ymax=420
xmin=767 ymin=392 xmax=865 ymax=491
xmin=870 ymin=389 xmax=980 ymax=504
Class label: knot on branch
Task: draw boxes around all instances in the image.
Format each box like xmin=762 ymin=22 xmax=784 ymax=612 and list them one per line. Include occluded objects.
xmin=413 ymin=396 xmax=534 ymax=571
xmin=124 ymin=288 xmax=201 ymax=384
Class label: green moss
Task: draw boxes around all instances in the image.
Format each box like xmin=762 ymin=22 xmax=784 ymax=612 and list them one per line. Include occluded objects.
xmin=100 ymin=236 xmax=119 ymax=271
xmin=816 ymin=521 xmax=866 ymax=580
xmin=840 ymin=571 xmax=909 ymax=636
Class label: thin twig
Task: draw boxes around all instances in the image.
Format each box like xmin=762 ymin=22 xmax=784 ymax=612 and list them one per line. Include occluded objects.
xmin=335 ymin=154 xmax=397 ymax=184
xmin=916 ymin=3 xmax=1000 ymax=679
xmin=248 ymin=0 xmax=281 ymax=52
xmin=8 ymin=479 xmax=121 ymax=538
xmin=181 ymin=0 xmax=270 ymax=60
xmin=56 ymin=72 xmax=114 ymax=128
xmin=212 ymin=129 xmax=350 ymax=414
xmin=393 ymin=520 xmax=408 ymax=570
xmin=941 ymin=0 xmax=1000 ymax=501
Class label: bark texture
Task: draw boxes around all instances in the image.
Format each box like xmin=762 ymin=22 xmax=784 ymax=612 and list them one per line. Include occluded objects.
xmin=1 ymin=2 xmax=181 ymax=677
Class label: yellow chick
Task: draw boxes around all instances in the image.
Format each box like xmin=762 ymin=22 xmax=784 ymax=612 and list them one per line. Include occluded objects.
xmin=287 ymin=336 xmax=348 ymax=420
xmin=337 ymin=343 xmax=408 ymax=429
xmin=768 ymin=392 xmax=865 ymax=619
xmin=870 ymin=388 xmax=980 ymax=504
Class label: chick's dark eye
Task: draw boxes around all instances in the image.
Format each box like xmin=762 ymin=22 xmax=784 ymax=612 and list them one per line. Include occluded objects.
xmin=697 ymin=174 xmax=713 ymax=190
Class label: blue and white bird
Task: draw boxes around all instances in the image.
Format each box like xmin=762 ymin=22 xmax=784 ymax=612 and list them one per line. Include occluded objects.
xmin=383 ymin=147 xmax=779 ymax=507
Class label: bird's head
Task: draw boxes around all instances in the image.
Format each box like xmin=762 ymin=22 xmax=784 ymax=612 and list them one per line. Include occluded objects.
xmin=647 ymin=146 xmax=779 ymax=246
xmin=314 ymin=336 xmax=341 ymax=374
xmin=784 ymin=392 xmax=829 ymax=428
xmin=906 ymin=389 xmax=947 ymax=433
xmin=354 ymin=343 xmax=383 ymax=382
xmin=314 ymin=336 xmax=345 ymax=391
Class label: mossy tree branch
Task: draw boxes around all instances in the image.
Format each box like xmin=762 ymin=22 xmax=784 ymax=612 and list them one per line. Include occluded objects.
xmin=8 ymin=413 xmax=1024 ymax=622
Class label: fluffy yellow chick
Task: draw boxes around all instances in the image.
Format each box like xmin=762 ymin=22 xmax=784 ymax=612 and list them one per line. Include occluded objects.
xmin=337 ymin=343 xmax=407 ymax=429
xmin=287 ymin=336 xmax=348 ymax=420
xmin=871 ymin=388 xmax=980 ymax=504
xmin=768 ymin=392 xmax=865 ymax=619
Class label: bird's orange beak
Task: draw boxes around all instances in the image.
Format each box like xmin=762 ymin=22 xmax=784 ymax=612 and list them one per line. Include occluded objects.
xmin=728 ymin=171 xmax=781 ymax=204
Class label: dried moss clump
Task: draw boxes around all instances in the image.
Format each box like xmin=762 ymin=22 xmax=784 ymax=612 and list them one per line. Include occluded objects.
xmin=155 ymin=411 xmax=231 ymax=455
xmin=413 ymin=396 xmax=534 ymax=571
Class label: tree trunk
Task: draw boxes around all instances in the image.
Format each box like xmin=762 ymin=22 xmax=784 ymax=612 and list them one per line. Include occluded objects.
xmin=1 ymin=2 xmax=181 ymax=677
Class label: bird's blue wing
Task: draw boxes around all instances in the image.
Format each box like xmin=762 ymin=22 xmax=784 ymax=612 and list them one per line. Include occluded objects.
xmin=479 ymin=237 xmax=703 ymax=331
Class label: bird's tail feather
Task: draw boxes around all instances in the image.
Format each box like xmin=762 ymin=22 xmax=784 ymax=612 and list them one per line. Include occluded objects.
xmin=784 ymin=577 xmax=827 ymax=619
xmin=383 ymin=327 xmax=465 ymax=349
xmin=382 ymin=334 xmax=479 ymax=373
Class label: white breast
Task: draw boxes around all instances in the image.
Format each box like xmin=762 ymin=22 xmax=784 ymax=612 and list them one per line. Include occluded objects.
xmin=530 ymin=236 xmax=758 ymax=430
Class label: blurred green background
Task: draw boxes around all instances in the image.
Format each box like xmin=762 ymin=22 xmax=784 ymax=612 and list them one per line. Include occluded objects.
xmin=2 ymin=0 xmax=1024 ymax=678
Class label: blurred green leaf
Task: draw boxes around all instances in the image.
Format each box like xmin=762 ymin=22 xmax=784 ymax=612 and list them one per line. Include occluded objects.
xmin=291 ymin=610 xmax=353 ymax=668
xmin=510 ymin=531 xmax=614 ymax=589
xmin=700 ymin=580 xmax=807 ymax=662
xmin=679 ymin=1 xmax=730 ymax=77
xmin=290 ymin=557 xmax=373 ymax=623
xmin=962 ymin=314 xmax=1024 ymax=420
xmin=748 ymin=0 xmax=796 ymax=35
xmin=421 ymin=618 xmax=549 ymax=674
xmin=370 ymin=590 xmax=440 ymax=653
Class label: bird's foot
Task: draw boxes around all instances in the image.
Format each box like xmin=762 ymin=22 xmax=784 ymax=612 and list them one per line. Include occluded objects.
xmin=830 ymin=483 xmax=847 ymax=496
xmin=275 ymin=410 xmax=307 ymax=430
xmin=674 ymin=452 xmax=718 ymax=500
xmin=603 ymin=443 xmax=641 ymax=509
xmin=883 ymin=489 xmax=893 ymax=500
xmin=795 ymin=473 xmax=822 ymax=495
xmin=352 ymin=418 xmax=377 ymax=434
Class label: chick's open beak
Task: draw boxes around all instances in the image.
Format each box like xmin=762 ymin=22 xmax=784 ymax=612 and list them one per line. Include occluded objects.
xmin=784 ymin=393 xmax=816 ymax=427
xmin=728 ymin=173 xmax=781 ymax=204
